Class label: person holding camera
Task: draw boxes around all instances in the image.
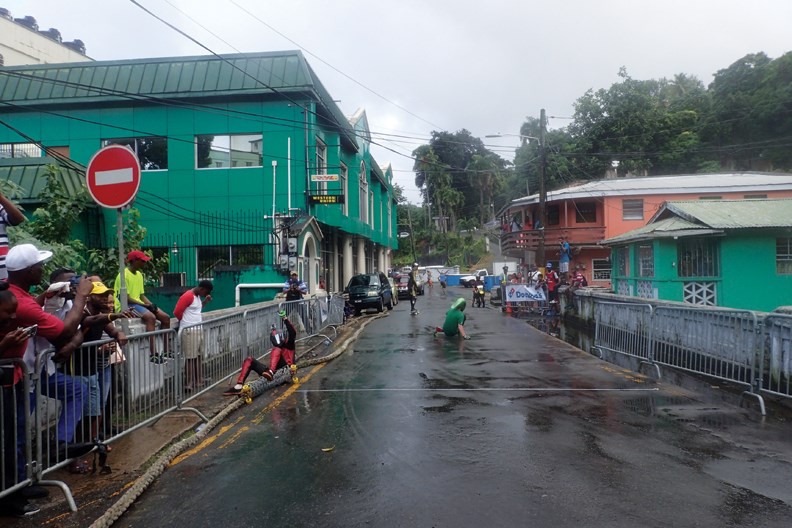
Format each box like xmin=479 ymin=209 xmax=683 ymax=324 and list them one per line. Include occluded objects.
xmin=113 ymin=250 xmax=171 ymax=361
xmin=4 ymin=244 xmax=94 ymax=507
xmin=283 ymin=271 xmax=308 ymax=301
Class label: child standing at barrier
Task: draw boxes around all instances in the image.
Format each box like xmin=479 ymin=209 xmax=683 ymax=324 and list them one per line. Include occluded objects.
xmin=224 ymin=310 xmax=298 ymax=396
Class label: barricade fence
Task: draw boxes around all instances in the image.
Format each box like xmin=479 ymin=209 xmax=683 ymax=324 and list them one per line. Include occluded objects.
xmin=0 ymin=294 xmax=345 ymax=510
xmin=592 ymin=300 xmax=792 ymax=415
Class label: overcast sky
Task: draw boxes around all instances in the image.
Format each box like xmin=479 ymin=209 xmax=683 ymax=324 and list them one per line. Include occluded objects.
xmin=4 ymin=1 xmax=792 ymax=203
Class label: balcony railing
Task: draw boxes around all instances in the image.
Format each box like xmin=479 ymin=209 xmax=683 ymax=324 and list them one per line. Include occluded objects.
xmin=500 ymin=225 xmax=607 ymax=256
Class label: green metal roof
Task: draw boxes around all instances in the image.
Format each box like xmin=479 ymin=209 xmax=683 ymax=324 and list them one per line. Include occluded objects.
xmin=603 ymin=217 xmax=721 ymax=245
xmin=653 ymin=199 xmax=792 ymax=228
xmin=603 ymin=199 xmax=792 ymax=245
xmin=0 ymin=51 xmax=359 ymax=150
xmin=0 ymin=157 xmax=87 ymax=205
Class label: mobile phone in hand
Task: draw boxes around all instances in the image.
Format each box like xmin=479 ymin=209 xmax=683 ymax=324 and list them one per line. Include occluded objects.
xmin=21 ymin=325 xmax=38 ymax=337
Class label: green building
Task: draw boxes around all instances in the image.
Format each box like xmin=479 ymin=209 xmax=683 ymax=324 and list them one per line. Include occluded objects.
xmin=0 ymin=52 xmax=398 ymax=309
xmin=603 ymin=200 xmax=792 ymax=312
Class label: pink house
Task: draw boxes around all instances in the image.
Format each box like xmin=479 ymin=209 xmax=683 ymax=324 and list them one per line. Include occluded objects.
xmin=499 ymin=173 xmax=792 ymax=286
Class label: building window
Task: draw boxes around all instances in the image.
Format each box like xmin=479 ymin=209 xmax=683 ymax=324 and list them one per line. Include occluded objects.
xmin=369 ymin=190 xmax=374 ymax=228
xmin=698 ymin=196 xmax=722 ymax=200
xmin=104 ymin=137 xmax=168 ymax=170
xmin=677 ymin=238 xmax=720 ymax=278
xmin=315 ymin=138 xmax=327 ymax=192
xmin=339 ymin=163 xmax=348 ymax=216
xmin=387 ymin=199 xmax=392 ymax=237
xmin=546 ymin=204 xmax=560 ymax=226
xmin=777 ymin=238 xmax=792 ymax=274
xmin=575 ymin=201 xmax=597 ymax=223
xmin=744 ymin=194 xmax=767 ymax=199
xmin=592 ymin=258 xmax=611 ymax=281
xmin=616 ymin=247 xmax=630 ymax=277
xmin=622 ymin=199 xmax=644 ymax=220
xmin=196 ymin=134 xmax=263 ymax=169
xmin=359 ymin=162 xmax=368 ymax=224
xmin=638 ymin=244 xmax=654 ymax=277
xmin=0 ymin=143 xmax=42 ymax=158
xmin=197 ymin=245 xmax=263 ymax=279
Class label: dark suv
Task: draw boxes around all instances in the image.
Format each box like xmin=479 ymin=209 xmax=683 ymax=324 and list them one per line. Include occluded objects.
xmin=346 ymin=273 xmax=394 ymax=315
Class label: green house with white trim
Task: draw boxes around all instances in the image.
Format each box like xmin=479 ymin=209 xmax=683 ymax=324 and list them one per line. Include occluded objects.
xmin=0 ymin=51 xmax=398 ymax=308
xmin=602 ymin=199 xmax=792 ymax=312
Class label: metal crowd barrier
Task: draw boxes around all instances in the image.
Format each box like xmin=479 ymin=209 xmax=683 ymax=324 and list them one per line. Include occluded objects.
xmin=1 ymin=359 xmax=35 ymax=509
xmin=592 ymin=300 xmax=766 ymax=415
xmin=0 ymin=294 xmax=346 ymax=512
xmin=758 ymin=314 xmax=792 ymax=401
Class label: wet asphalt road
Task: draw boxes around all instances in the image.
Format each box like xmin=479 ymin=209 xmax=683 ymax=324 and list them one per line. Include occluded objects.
xmin=117 ymin=287 xmax=792 ymax=528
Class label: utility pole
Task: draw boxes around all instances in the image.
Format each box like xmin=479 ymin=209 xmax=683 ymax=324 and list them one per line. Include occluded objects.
xmin=407 ymin=205 xmax=417 ymax=264
xmin=537 ymin=108 xmax=547 ymax=272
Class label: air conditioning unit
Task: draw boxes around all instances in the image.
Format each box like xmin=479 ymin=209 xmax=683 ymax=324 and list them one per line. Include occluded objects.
xmin=160 ymin=272 xmax=186 ymax=287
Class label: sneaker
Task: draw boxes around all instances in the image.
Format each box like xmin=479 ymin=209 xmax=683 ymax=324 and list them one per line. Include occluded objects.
xmin=223 ymin=385 xmax=242 ymax=396
xmin=12 ymin=501 xmax=40 ymax=517
xmin=261 ymin=369 xmax=274 ymax=381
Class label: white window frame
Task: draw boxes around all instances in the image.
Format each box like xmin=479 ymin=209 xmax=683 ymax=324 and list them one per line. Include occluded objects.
xmin=777 ymin=237 xmax=792 ymax=275
xmin=0 ymin=142 xmax=42 ymax=159
xmin=592 ymin=258 xmax=611 ymax=281
xmin=195 ymin=134 xmax=263 ymax=169
xmin=315 ymin=138 xmax=327 ymax=192
xmin=622 ymin=199 xmax=644 ymax=221
xmin=340 ymin=162 xmax=349 ymax=216
xmin=359 ymin=162 xmax=368 ymax=224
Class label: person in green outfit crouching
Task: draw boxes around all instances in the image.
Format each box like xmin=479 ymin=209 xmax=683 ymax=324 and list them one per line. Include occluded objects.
xmin=432 ymin=297 xmax=470 ymax=340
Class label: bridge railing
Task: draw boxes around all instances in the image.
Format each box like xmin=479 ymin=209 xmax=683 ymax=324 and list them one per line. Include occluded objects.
xmin=591 ymin=299 xmax=792 ymax=415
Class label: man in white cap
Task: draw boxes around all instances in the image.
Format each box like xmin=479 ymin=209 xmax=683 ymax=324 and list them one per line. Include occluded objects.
xmin=4 ymin=244 xmax=94 ymax=481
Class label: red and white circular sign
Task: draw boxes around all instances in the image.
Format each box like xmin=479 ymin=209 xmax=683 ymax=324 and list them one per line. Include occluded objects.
xmin=86 ymin=145 xmax=141 ymax=209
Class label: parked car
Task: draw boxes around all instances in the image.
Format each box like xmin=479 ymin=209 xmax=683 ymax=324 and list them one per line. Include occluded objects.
xmin=396 ymin=274 xmax=424 ymax=299
xmin=346 ymin=272 xmax=394 ymax=315
xmin=460 ymin=269 xmax=489 ymax=288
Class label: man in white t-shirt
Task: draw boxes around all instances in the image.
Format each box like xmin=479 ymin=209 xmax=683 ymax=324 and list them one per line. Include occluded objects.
xmin=174 ymin=280 xmax=213 ymax=392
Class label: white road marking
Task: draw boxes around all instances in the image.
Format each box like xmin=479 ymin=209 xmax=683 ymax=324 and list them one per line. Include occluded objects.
xmin=296 ymin=387 xmax=660 ymax=393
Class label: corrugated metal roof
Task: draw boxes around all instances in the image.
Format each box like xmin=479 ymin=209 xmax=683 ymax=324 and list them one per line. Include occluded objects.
xmin=0 ymin=157 xmax=86 ymax=204
xmin=0 ymin=52 xmax=313 ymax=103
xmin=602 ymin=217 xmax=720 ymax=245
xmin=656 ymin=199 xmax=792 ymax=228
xmin=603 ymin=198 xmax=792 ymax=245
xmin=0 ymin=51 xmax=360 ymax=151
xmin=509 ymin=173 xmax=792 ymax=208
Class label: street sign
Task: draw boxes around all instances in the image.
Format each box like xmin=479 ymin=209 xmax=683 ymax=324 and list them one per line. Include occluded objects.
xmin=311 ymin=174 xmax=339 ymax=182
xmin=308 ymin=194 xmax=345 ymax=205
xmin=398 ymin=231 xmax=411 ymax=238
xmin=86 ymin=144 xmax=141 ymax=209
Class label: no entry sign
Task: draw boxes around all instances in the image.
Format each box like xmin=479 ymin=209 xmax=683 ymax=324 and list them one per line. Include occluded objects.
xmin=86 ymin=145 xmax=141 ymax=208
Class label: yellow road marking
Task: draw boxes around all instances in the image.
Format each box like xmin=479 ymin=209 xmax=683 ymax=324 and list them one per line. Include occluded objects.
xmin=251 ymin=363 xmax=325 ymax=425
xmin=170 ymin=416 xmax=245 ymax=466
xmin=170 ymin=363 xmax=326 ymax=464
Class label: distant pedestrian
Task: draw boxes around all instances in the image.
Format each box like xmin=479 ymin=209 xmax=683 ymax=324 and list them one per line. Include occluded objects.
xmin=283 ymin=272 xmax=308 ymax=301
xmin=408 ymin=263 xmax=420 ymax=315
xmin=174 ymin=280 xmax=213 ymax=393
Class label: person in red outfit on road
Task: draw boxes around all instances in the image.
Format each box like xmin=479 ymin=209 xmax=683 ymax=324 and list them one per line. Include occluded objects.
xmin=224 ymin=310 xmax=297 ymax=395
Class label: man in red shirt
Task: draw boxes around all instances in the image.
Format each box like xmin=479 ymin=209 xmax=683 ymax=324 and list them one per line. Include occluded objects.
xmin=5 ymin=244 xmax=93 ymax=488
xmin=174 ymin=280 xmax=213 ymax=392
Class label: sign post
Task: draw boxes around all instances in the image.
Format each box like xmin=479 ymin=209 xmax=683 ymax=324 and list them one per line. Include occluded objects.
xmin=86 ymin=145 xmax=142 ymax=313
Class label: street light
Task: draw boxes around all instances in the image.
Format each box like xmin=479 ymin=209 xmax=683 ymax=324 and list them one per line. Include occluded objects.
xmin=485 ymin=110 xmax=547 ymax=271
xmin=484 ymin=133 xmax=539 ymax=146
